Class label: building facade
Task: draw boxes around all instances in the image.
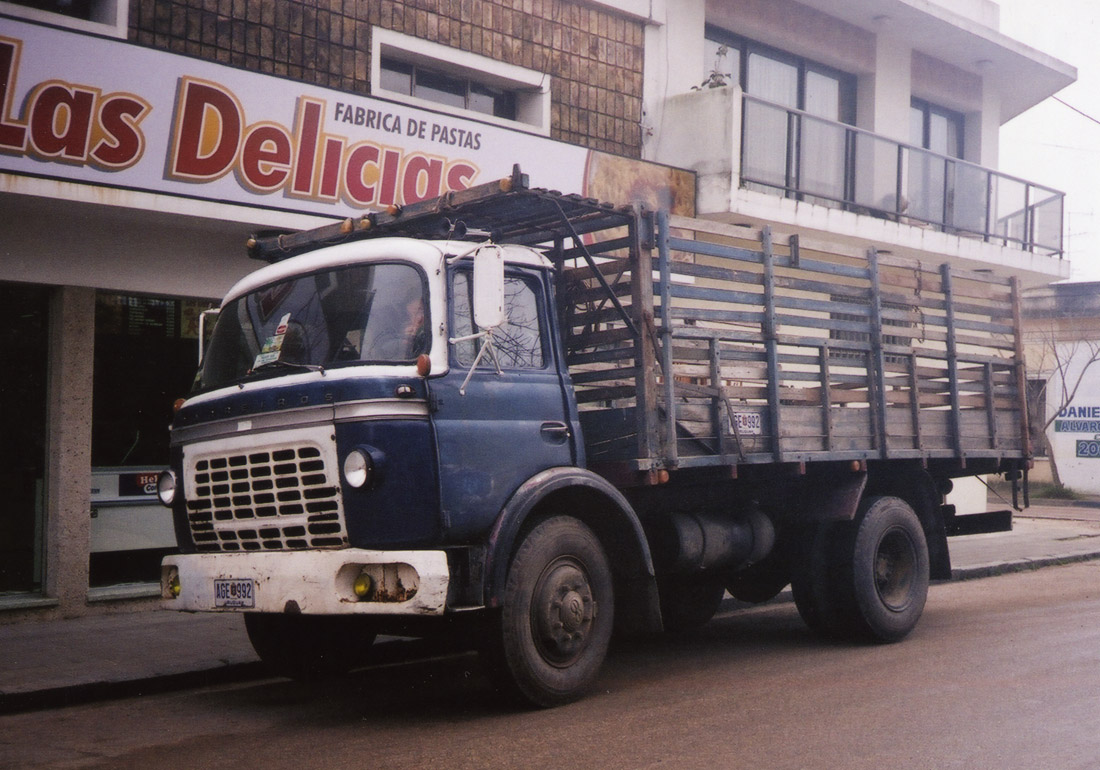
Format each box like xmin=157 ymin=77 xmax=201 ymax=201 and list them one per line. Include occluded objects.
xmin=1023 ymin=282 xmax=1100 ymax=494
xmin=0 ymin=0 xmax=1075 ymax=621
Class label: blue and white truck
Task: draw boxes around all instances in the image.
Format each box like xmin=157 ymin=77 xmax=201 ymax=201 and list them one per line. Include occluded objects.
xmin=159 ymin=168 xmax=1030 ymax=706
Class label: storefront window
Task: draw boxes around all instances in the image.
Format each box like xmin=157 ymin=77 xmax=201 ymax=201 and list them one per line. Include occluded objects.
xmin=90 ymin=292 xmax=205 ymax=587
xmin=0 ymin=283 xmax=49 ymax=594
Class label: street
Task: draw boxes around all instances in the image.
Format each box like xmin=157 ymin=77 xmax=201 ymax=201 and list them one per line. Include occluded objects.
xmin=3 ymin=560 xmax=1099 ymax=769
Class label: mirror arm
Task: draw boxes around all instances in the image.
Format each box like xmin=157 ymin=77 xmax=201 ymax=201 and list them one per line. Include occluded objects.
xmin=448 ymin=328 xmax=503 ymax=395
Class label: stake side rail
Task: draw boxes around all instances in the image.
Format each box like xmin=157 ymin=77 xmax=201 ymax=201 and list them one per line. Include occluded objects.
xmin=569 ymin=212 xmax=1030 ymax=478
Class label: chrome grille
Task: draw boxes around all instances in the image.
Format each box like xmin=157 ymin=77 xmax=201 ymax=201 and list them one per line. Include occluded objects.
xmin=185 ymin=440 xmax=348 ymax=552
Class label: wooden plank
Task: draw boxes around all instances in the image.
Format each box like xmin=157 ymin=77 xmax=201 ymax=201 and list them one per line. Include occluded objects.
xmin=1011 ymin=276 xmax=1033 ymax=457
xmin=868 ymin=249 xmax=889 ymax=458
xmin=762 ymin=228 xmax=783 ymax=462
xmin=941 ymin=264 xmax=964 ymax=460
xmin=631 ymin=210 xmax=660 ymax=462
xmin=657 ymin=211 xmax=678 ymax=468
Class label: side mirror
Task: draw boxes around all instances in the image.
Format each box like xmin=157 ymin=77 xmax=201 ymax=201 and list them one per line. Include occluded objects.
xmin=472 ymin=247 xmax=505 ymax=330
xmin=198 ymin=308 xmax=220 ymax=365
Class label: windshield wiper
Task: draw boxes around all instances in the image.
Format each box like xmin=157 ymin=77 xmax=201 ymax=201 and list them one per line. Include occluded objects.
xmin=248 ymin=359 xmax=326 ymax=376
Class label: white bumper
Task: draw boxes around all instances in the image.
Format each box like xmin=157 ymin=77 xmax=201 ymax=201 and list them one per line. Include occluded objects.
xmin=161 ymin=549 xmax=450 ymax=615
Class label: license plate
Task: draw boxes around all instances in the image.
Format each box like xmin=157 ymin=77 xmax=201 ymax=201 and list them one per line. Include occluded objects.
xmin=730 ymin=411 xmax=762 ymax=436
xmin=214 ymin=578 xmax=255 ymax=608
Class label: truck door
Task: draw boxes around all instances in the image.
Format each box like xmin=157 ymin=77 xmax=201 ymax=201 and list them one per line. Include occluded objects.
xmin=431 ymin=266 xmax=575 ymax=540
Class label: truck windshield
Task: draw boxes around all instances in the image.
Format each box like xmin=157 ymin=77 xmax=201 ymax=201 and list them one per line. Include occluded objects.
xmin=197 ymin=262 xmax=428 ymax=390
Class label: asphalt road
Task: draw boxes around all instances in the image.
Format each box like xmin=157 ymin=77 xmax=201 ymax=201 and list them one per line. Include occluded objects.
xmin=4 ymin=560 xmax=1100 ymax=770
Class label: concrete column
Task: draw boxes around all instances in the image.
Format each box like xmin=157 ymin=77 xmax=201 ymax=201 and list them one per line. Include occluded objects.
xmin=969 ymin=75 xmax=1000 ymax=168
xmin=857 ymin=31 xmax=911 ymax=142
xmin=641 ymin=0 xmax=706 ymax=162
xmin=853 ymin=31 xmax=912 ymax=213
xmin=44 ymin=286 xmax=95 ymax=615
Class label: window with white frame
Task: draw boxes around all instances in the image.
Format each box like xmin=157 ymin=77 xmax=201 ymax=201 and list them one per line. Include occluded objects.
xmin=0 ymin=0 xmax=128 ymax=38
xmin=371 ymin=29 xmax=551 ymax=136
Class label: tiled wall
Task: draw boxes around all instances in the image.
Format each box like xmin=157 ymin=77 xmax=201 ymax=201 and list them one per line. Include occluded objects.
xmin=129 ymin=0 xmax=645 ymax=157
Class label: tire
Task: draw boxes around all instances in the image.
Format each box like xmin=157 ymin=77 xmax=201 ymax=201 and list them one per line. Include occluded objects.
xmin=244 ymin=613 xmax=377 ymax=680
xmin=840 ymin=496 xmax=930 ymax=643
xmin=791 ymin=496 xmax=930 ymax=643
xmin=790 ymin=522 xmax=846 ymax=637
xmin=483 ymin=516 xmax=614 ymax=708
xmin=658 ymin=575 xmax=726 ymax=632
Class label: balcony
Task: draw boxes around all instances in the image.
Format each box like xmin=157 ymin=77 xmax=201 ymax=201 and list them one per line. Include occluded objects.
xmin=655 ymin=86 xmax=1065 ymax=265
xmin=740 ymin=94 xmax=1064 ymax=257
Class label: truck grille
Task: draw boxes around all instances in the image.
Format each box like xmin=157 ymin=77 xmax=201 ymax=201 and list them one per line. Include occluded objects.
xmin=184 ymin=439 xmax=348 ymax=552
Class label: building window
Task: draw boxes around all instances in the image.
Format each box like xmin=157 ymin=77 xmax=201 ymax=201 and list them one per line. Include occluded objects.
xmin=907 ymin=98 xmax=967 ymax=226
xmin=704 ymin=27 xmax=856 ymax=122
xmin=910 ymin=98 xmax=964 ymax=159
xmin=90 ymin=292 xmax=202 ymax=588
xmin=0 ymin=0 xmax=128 ymax=38
xmin=381 ymin=59 xmax=518 ymax=121
xmin=371 ymin=28 xmax=550 ymax=135
xmin=0 ymin=282 xmax=49 ymax=595
xmin=1027 ymin=378 xmax=1049 ymax=456
xmin=452 ymin=271 xmax=545 ymax=370
xmin=706 ymin=27 xmax=856 ymax=204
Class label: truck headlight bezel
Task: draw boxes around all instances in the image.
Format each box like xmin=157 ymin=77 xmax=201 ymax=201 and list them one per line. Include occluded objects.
xmin=342 ymin=448 xmax=374 ymax=489
xmin=157 ymin=470 xmax=177 ymax=506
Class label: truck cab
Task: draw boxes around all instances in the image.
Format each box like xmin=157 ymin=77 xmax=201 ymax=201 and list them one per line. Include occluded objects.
xmin=163 ymin=232 xmax=585 ymax=597
xmin=161 ymin=203 xmax=655 ymax=706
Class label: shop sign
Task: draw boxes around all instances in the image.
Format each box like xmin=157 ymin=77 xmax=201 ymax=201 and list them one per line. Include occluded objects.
xmin=1053 ymin=405 xmax=1100 ymax=434
xmin=0 ymin=19 xmax=685 ymax=218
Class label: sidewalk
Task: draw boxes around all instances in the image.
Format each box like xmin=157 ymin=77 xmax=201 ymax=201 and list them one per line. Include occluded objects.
xmin=3 ymin=501 xmax=1100 ymax=714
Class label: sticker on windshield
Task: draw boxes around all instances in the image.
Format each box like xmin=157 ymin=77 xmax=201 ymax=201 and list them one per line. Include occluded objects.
xmin=253 ymin=313 xmax=291 ymax=369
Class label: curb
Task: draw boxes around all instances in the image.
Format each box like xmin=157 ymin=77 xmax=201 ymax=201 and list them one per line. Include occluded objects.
xmin=950 ymin=550 xmax=1100 ymax=581
xmin=0 ymin=661 xmax=266 ymax=716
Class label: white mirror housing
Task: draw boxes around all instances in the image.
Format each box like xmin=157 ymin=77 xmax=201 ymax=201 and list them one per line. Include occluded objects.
xmin=472 ymin=247 xmax=505 ymax=330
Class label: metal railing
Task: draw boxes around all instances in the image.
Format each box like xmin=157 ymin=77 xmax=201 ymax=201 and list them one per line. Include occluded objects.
xmin=740 ymin=94 xmax=1065 ymax=256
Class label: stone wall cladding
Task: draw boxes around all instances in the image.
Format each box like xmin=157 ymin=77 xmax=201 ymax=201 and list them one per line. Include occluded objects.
xmin=128 ymin=0 xmax=644 ymax=157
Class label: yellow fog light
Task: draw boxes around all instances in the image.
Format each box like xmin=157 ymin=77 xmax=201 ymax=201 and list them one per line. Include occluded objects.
xmin=166 ymin=568 xmax=181 ymax=599
xmin=353 ymin=571 xmax=374 ymax=600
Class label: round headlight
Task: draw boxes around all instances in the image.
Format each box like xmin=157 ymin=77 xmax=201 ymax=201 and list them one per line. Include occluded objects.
xmin=157 ymin=470 xmax=177 ymax=506
xmin=343 ymin=449 xmax=373 ymax=489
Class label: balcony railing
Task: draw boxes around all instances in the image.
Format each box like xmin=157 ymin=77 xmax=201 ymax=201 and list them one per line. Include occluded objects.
xmin=740 ymin=94 xmax=1064 ymax=256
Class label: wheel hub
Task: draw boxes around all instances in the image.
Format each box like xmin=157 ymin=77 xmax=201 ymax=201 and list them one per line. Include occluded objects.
xmin=874 ymin=526 xmax=917 ymax=611
xmin=532 ymin=560 xmax=596 ymax=666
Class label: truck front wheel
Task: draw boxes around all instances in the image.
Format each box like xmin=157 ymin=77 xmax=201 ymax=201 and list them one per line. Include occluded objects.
xmin=244 ymin=613 xmax=376 ymax=680
xmin=484 ymin=516 xmax=614 ymax=707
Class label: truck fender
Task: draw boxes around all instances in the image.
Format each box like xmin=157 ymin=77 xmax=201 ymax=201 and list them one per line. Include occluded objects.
xmin=483 ymin=466 xmax=662 ymax=635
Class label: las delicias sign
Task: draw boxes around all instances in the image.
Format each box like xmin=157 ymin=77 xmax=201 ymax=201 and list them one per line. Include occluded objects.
xmin=0 ymin=20 xmax=590 ymax=218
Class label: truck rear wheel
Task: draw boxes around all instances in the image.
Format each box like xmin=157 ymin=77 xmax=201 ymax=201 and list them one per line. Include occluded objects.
xmin=792 ymin=496 xmax=929 ymax=643
xmin=483 ymin=516 xmax=614 ymax=707
xmin=244 ymin=613 xmax=376 ymax=680
xmin=841 ymin=496 xmax=930 ymax=642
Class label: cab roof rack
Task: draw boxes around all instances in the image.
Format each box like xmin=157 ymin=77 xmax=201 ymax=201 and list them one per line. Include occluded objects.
xmin=247 ymin=164 xmax=636 ymax=263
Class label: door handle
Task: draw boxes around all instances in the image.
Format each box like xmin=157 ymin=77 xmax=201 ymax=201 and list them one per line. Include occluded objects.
xmin=540 ymin=421 xmax=571 ymax=444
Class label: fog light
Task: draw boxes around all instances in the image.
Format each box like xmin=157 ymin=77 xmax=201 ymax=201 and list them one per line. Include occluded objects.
xmin=166 ymin=568 xmax=181 ymax=599
xmin=343 ymin=449 xmax=373 ymax=489
xmin=353 ymin=571 xmax=374 ymax=600
xmin=157 ymin=470 xmax=177 ymax=506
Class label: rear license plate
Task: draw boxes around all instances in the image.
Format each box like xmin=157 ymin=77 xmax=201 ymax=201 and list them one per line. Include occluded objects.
xmin=214 ymin=578 xmax=255 ymax=608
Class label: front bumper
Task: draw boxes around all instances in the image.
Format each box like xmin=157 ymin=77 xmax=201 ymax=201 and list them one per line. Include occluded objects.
xmin=161 ymin=549 xmax=450 ymax=615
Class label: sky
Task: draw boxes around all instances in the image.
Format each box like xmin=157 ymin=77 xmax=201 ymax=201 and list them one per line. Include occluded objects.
xmin=997 ymin=0 xmax=1100 ymax=281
